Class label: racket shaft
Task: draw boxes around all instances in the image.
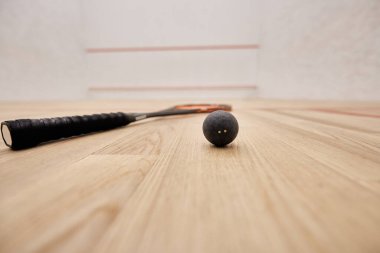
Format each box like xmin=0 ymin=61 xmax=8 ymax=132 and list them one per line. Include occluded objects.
xmin=1 ymin=112 xmax=134 ymax=150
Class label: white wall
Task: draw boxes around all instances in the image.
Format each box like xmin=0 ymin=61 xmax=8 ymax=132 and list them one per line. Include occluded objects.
xmin=257 ymin=0 xmax=380 ymax=100
xmin=0 ymin=0 xmax=379 ymax=101
xmin=0 ymin=0 xmax=85 ymax=100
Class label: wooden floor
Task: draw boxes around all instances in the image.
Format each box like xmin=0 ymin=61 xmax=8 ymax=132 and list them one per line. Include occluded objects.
xmin=0 ymin=99 xmax=380 ymax=253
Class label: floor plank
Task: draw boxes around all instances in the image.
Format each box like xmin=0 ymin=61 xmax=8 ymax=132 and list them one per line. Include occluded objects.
xmin=0 ymin=100 xmax=380 ymax=253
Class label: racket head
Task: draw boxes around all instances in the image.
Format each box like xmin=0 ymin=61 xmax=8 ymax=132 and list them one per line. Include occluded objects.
xmin=173 ymin=104 xmax=232 ymax=113
xmin=133 ymin=103 xmax=233 ymax=120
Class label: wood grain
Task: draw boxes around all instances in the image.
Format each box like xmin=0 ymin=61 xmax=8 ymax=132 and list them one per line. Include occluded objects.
xmin=0 ymin=100 xmax=380 ymax=253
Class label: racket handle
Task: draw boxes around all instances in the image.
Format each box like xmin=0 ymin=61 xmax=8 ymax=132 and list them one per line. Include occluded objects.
xmin=1 ymin=112 xmax=135 ymax=150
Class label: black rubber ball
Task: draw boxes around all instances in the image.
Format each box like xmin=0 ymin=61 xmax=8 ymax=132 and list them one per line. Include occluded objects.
xmin=202 ymin=110 xmax=239 ymax=147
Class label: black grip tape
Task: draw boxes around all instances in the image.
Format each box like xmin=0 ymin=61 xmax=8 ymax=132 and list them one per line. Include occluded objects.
xmin=1 ymin=112 xmax=134 ymax=150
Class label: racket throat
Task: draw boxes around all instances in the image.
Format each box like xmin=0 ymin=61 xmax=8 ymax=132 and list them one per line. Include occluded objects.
xmin=134 ymin=114 xmax=148 ymax=121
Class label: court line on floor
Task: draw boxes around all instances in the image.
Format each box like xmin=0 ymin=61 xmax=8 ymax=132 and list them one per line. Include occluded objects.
xmin=257 ymin=108 xmax=380 ymax=119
